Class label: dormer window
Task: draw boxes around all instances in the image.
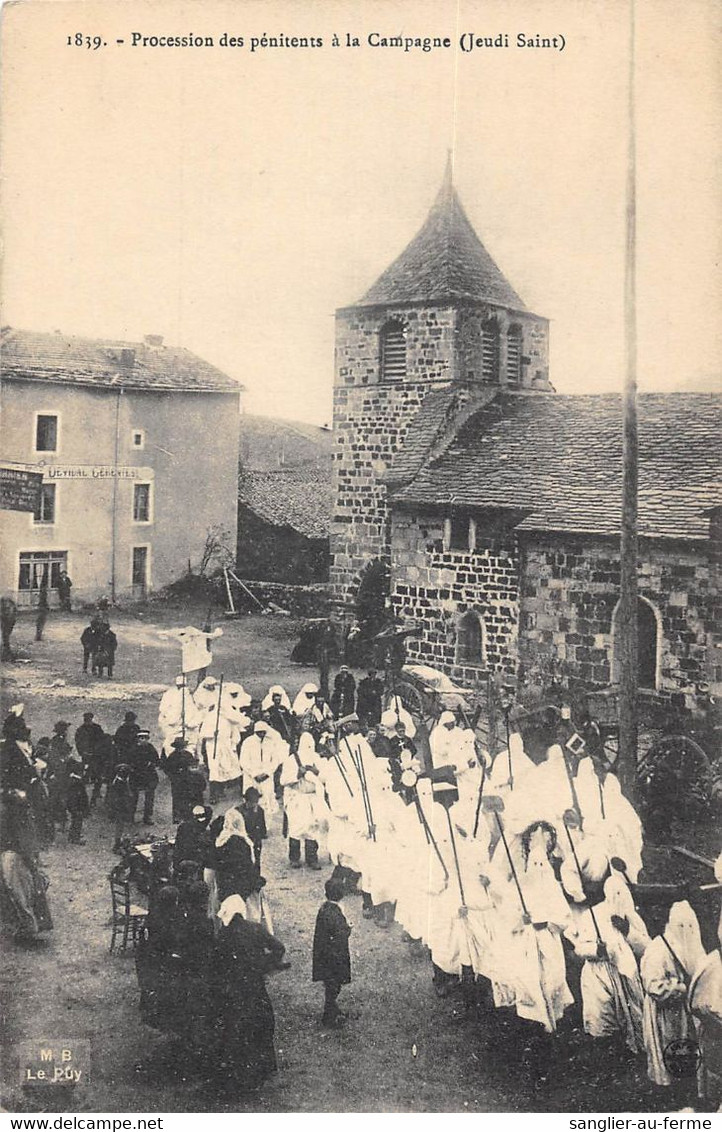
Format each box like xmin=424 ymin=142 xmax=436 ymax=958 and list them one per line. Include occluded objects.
xmin=481 ymin=320 xmax=499 ymax=383
xmin=380 ymin=321 xmax=406 ymax=381
xmin=507 ymin=325 xmax=523 ymax=386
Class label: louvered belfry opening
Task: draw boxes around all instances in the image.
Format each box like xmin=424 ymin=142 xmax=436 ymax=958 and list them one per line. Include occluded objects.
xmin=481 ymin=319 xmax=499 ymax=383
xmin=506 ymin=324 xmax=522 ymax=386
xmin=380 ymin=321 xmax=407 ymax=381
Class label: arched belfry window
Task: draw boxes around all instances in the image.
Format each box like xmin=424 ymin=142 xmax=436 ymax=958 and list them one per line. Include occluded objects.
xmin=380 ymin=321 xmax=407 ymax=381
xmin=456 ymin=610 xmax=486 ymax=666
xmin=481 ymin=320 xmax=500 ymax=383
xmin=612 ymin=596 xmax=660 ymax=690
xmin=506 ymin=325 xmax=522 ymax=387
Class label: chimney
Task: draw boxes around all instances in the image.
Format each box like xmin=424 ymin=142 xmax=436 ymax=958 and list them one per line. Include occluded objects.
xmin=120 ymin=348 xmax=135 ymax=367
xmin=144 ymin=334 xmax=164 ymax=347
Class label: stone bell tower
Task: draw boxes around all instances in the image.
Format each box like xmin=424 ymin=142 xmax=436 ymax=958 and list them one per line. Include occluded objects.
xmin=330 ymin=159 xmax=551 ymax=612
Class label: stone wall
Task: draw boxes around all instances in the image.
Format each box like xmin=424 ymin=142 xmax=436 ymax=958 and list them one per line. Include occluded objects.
xmin=389 ymin=509 xmax=521 ymax=684
xmin=330 ymin=304 xmax=456 ymax=607
xmin=519 ymin=536 xmax=720 ymax=700
xmin=386 ymin=513 xmax=719 ymax=701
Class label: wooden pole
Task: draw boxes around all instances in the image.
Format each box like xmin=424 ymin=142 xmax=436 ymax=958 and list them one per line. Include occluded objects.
xmin=618 ymin=0 xmax=639 ymax=802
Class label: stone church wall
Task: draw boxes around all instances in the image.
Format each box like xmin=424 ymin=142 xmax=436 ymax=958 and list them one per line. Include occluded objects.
xmin=389 ymin=509 xmax=521 ymax=683
xmin=330 ymin=304 xmax=455 ymax=606
xmin=519 ymin=536 xmax=719 ymax=701
xmin=388 ymin=512 xmax=719 ymax=702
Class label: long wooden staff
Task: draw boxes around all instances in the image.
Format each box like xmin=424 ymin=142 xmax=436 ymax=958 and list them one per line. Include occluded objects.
xmin=486 ymin=795 xmax=555 ymax=1031
xmin=181 ymin=677 xmax=186 ymax=744
xmin=405 ymin=778 xmax=450 ymax=882
xmin=444 ymin=807 xmax=466 ymax=907
xmin=559 ymin=743 xmax=582 ymax=825
xmin=472 ymin=759 xmax=487 ymax=839
xmin=504 ymin=705 xmax=514 ymax=790
xmin=565 ymin=811 xmax=635 ymax=1023
xmin=344 ymin=734 xmax=376 ymax=840
xmin=210 ymin=674 xmax=225 ymax=771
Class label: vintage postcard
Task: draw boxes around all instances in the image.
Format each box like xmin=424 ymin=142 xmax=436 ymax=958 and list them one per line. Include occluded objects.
xmin=1 ymin=0 xmax=720 ymax=1119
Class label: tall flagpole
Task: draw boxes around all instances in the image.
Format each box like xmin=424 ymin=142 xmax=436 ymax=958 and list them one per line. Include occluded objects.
xmin=618 ymin=0 xmax=638 ymax=802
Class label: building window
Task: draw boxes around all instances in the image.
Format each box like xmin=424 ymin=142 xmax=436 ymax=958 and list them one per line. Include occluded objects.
xmin=133 ymin=482 xmax=152 ymax=522
xmin=380 ymin=321 xmax=407 ymax=381
xmin=132 ymin=429 xmax=145 ymax=449
xmin=35 ymin=414 xmax=58 ymax=452
xmin=507 ymin=325 xmax=523 ymax=386
xmin=456 ymin=611 xmax=486 ymax=666
xmin=132 ymin=546 xmax=149 ymax=592
xmin=481 ymin=320 xmax=499 ymax=383
xmin=612 ymin=596 xmax=660 ymax=690
xmin=33 ymin=483 xmax=56 ymax=524
xmin=17 ymin=551 xmax=67 ymax=602
xmin=445 ymin=513 xmax=471 ymax=551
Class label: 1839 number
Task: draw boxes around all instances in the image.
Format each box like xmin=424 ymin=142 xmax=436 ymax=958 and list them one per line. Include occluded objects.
xmin=66 ymin=34 xmax=104 ymax=49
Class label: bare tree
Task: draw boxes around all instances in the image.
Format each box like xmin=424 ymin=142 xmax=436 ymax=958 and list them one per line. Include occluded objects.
xmin=197 ymin=525 xmax=235 ymax=577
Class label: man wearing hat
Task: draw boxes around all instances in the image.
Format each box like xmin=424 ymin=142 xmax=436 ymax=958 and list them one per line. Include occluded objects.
xmin=331 ymin=666 xmax=356 ymax=720
xmin=74 ymin=712 xmax=105 ymax=774
xmin=46 ymin=721 xmax=72 ymax=831
xmin=114 ymin=711 xmax=140 ymax=763
xmin=126 ymin=727 xmax=160 ymax=825
xmin=163 ymin=737 xmax=197 ymax=823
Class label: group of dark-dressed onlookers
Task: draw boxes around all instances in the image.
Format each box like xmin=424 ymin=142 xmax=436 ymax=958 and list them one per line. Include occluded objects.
xmin=0 ymin=706 xmax=163 ymax=853
xmin=80 ymin=610 xmax=118 ymax=678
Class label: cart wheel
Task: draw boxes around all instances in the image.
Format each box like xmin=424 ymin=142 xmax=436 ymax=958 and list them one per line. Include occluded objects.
xmin=393 ymin=680 xmax=425 ymax=718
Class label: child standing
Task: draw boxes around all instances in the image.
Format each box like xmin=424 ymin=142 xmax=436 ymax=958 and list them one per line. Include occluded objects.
xmin=240 ymin=786 xmax=267 ymax=870
xmin=312 ymin=878 xmax=352 ymax=1027
xmin=106 ymin=764 xmax=134 ymax=853
xmin=66 ymin=757 xmax=89 ymax=845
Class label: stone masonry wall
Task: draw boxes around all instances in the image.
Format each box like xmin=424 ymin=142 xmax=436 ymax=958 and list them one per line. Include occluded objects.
xmin=519 ymin=536 xmax=720 ymax=699
xmin=386 ymin=517 xmax=719 ymax=700
xmin=330 ymin=304 xmax=456 ymax=607
xmin=389 ymin=509 xmax=521 ymax=684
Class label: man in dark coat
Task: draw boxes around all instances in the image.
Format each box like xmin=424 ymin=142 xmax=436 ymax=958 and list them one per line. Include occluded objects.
xmin=163 ymin=738 xmax=196 ymax=823
xmin=74 ymin=712 xmax=104 ymax=770
xmin=312 ymin=878 xmax=352 ymax=1027
xmin=114 ymin=712 xmax=139 ymax=762
xmin=330 ymin=666 xmax=356 ymax=719
xmin=35 ymin=579 xmax=50 ymax=642
xmin=65 ymin=758 xmax=89 ymax=844
xmin=46 ymin=721 xmax=72 ymax=831
xmin=57 ymin=570 xmax=73 ymax=612
xmin=126 ymin=728 xmax=160 ymax=825
xmin=80 ymin=622 xmax=100 ymax=673
xmin=357 ymin=669 xmax=384 ymax=728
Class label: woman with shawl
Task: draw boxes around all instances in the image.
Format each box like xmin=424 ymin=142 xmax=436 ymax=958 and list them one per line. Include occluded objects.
xmin=211 ymin=895 xmax=288 ymax=1097
xmin=641 ymin=900 xmax=705 ymax=1087
xmin=0 ymin=790 xmax=52 ymax=941
xmin=570 ymin=873 xmax=650 ymax=1052
xmin=210 ymin=809 xmax=258 ymax=905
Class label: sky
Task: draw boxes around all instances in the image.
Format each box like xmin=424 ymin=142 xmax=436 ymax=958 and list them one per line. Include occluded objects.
xmin=1 ymin=0 xmax=719 ymax=424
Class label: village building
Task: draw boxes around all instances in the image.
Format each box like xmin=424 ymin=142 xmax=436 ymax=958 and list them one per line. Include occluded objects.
xmin=237 ymin=414 xmax=332 ymax=584
xmin=1 ymin=329 xmax=242 ymax=606
xmin=330 ymin=166 xmax=722 ymax=703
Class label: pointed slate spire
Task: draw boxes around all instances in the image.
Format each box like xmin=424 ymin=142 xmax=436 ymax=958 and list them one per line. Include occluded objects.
xmin=357 ymin=162 xmax=527 ymax=310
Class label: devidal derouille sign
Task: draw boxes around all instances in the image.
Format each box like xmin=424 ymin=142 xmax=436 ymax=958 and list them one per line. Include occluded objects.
xmin=0 ymin=465 xmax=43 ymax=511
xmin=43 ymin=465 xmax=154 ymax=480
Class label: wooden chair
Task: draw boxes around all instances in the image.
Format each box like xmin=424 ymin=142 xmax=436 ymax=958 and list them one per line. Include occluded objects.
xmin=109 ymin=867 xmax=148 ymax=953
